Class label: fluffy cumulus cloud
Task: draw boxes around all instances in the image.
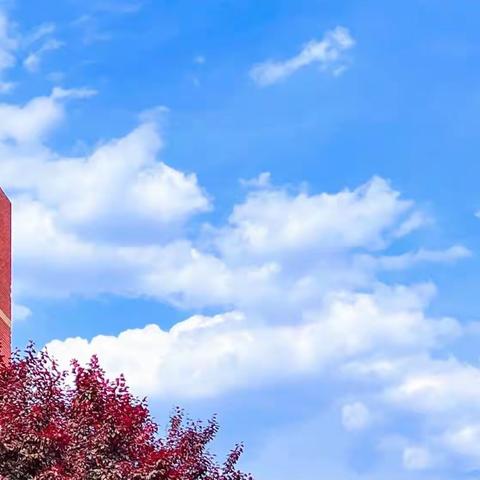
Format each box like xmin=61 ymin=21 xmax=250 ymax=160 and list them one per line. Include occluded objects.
xmin=47 ymin=286 xmax=459 ymax=398
xmin=0 ymin=87 xmax=95 ymax=143
xmin=0 ymin=90 xmax=209 ymax=298
xmin=5 ymin=115 xmax=207 ymax=228
xmin=340 ymin=351 xmax=480 ymax=471
xmin=7 ymin=112 xmax=453 ymax=307
xmin=250 ymin=26 xmax=355 ymax=86
xmin=218 ymin=176 xmax=417 ymax=258
xmin=0 ymin=82 xmax=477 ymax=474
xmin=39 ymin=158 xmax=477 ymax=473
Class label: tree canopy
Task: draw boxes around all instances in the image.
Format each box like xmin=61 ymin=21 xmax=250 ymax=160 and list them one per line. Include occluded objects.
xmin=0 ymin=346 xmax=253 ymax=480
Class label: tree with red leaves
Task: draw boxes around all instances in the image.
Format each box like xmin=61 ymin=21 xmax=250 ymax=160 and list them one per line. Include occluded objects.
xmin=0 ymin=346 xmax=253 ymax=480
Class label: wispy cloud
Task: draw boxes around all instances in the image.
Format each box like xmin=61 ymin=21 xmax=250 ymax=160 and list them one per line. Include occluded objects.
xmin=0 ymin=11 xmax=64 ymax=80
xmin=250 ymin=26 xmax=355 ymax=87
xmin=23 ymin=38 xmax=64 ymax=73
xmin=23 ymin=22 xmax=56 ymax=46
xmin=0 ymin=12 xmax=16 ymax=64
xmin=0 ymin=10 xmax=17 ymax=84
xmin=71 ymin=15 xmax=111 ymax=45
xmin=240 ymin=172 xmax=272 ymax=189
xmin=69 ymin=0 xmax=144 ymax=45
xmin=92 ymin=0 xmax=143 ymax=14
xmin=21 ymin=20 xmax=63 ymax=73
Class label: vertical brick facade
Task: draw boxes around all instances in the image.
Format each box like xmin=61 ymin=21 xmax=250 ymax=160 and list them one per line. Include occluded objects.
xmin=0 ymin=189 xmax=11 ymax=360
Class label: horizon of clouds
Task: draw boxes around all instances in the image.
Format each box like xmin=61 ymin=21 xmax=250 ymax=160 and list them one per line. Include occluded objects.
xmin=0 ymin=83 xmax=475 ymax=471
xmin=0 ymin=75 xmax=472 ymax=470
xmin=250 ymin=26 xmax=355 ymax=86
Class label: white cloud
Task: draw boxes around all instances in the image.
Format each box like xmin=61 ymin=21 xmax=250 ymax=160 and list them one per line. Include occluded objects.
xmin=0 ymin=102 xmax=207 ymax=229
xmin=250 ymin=26 xmax=355 ymax=86
xmin=35 ymin=163 xmax=475 ymax=470
xmin=6 ymin=108 xmax=465 ymax=403
xmin=358 ymin=245 xmax=471 ymax=272
xmin=442 ymin=424 xmax=480 ymax=464
xmin=240 ymin=172 xmax=272 ymax=189
xmin=6 ymin=120 xmax=437 ymax=308
xmin=0 ymin=81 xmax=14 ymax=93
xmin=0 ymin=87 xmax=94 ymax=144
xmin=342 ymin=352 xmax=480 ymax=470
xmin=216 ymin=176 xmax=418 ymax=260
xmin=385 ymin=357 xmax=480 ymax=415
xmin=394 ymin=210 xmax=431 ymax=238
xmin=341 ymin=402 xmax=371 ymax=431
xmin=0 ymin=92 xmax=208 ymax=301
xmin=46 ymin=285 xmax=459 ymax=398
xmin=403 ymin=446 xmax=432 ymax=471
xmin=13 ymin=303 xmax=31 ymax=321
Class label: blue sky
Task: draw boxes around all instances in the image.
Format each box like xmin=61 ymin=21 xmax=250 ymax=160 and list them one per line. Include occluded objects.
xmin=2 ymin=0 xmax=480 ymax=478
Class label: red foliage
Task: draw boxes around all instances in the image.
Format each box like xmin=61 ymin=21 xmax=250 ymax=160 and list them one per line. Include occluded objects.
xmin=0 ymin=346 xmax=253 ymax=480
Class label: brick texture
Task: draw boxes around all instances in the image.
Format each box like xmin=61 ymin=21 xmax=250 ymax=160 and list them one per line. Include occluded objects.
xmin=0 ymin=189 xmax=11 ymax=360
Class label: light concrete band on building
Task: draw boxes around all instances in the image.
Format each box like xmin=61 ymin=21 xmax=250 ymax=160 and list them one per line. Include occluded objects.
xmin=0 ymin=308 xmax=11 ymax=328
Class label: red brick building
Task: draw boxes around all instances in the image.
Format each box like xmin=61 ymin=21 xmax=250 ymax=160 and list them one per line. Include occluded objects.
xmin=0 ymin=189 xmax=11 ymax=360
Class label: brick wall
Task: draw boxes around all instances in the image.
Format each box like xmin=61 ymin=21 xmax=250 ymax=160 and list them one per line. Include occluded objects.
xmin=0 ymin=189 xmax=11 ymax=360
